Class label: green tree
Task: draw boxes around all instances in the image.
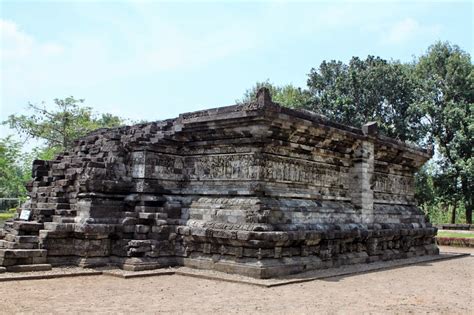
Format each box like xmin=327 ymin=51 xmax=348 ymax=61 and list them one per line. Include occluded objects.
xmin=3 ymin=97 xmax=126 ymax=152
xmin=0 ymin=136 xmax=30 ymax=198
xmin=238 ymin=42 xmax=473 ymax=224
xmin=414 ymin=42 xmax=473 ymax=223
xmin=237 ymin=80 xmax=311 ymax=109
xmin=1 ymin=97 xmax=127 ymax=199
xmin=306 ymin=56 xmax=423 ymax=142
xmin=414 ymin=164 xmax=436 ymax=214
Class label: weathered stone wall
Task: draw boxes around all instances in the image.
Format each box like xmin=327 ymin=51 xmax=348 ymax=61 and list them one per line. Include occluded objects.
xmin=0 ymin=88 xmax=438 ymax=277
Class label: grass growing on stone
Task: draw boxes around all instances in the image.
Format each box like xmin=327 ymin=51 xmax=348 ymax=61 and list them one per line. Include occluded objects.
xmin=437 ymin=231 xmax=474 ymax=239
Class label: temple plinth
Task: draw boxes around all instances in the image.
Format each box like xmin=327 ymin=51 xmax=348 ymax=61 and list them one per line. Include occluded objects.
xmin=0 ymin=88 xmax=438 ymax=278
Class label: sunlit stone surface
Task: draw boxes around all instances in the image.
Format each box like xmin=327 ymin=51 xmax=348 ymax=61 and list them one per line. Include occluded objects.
xmin=0 ymin=88 xmax=438 ymax=278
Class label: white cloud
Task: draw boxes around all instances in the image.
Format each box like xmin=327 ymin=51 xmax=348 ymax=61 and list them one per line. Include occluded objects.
xmin=0 ymin=15 xmax=260 ymax=116
xmin=381 ymin=18 xmax=441 ymax=45
xmin=0 ymin=19 xmax=34 ymax=59
xmin=1 ymin=14 xmax=257 ymax=85
xmin=0 ymin=19 xmax=65 ymax=60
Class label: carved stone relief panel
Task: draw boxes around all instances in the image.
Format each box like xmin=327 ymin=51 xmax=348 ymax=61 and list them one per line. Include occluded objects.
xmin=185 ymin=154 xmax=260 ymax=180
xmin=263 ymin=155 xmax=350 ymax=189
xmin=373 ymin=172 xmax=414 ymax=195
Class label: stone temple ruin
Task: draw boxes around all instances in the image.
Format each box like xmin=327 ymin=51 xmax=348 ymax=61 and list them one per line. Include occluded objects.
xmin=0 ymin=88 xmax=438 ymax=278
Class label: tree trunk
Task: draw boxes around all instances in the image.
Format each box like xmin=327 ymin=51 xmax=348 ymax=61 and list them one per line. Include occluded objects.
xmin=461 ymin=178 xmax=472 ymax=224
xmin=442 ymin=202 xmax=449 ymax=223
xmin=465 ymin=202 xmax=472 ymax=224
xmin=451 ymin=200 xmax=457 ymax=224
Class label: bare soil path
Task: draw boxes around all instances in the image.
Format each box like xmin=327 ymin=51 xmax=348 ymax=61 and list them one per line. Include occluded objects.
xmin=0 ymin=247 xmax=472 ymax=314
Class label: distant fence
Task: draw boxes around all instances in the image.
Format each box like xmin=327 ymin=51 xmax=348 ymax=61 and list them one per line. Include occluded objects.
xmin=0 ymin=198 xmax=21 ymax=212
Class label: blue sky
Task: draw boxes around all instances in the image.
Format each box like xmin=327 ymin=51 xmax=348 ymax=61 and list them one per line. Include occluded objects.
xmin=0 ymin=0 xmax=472 ymax=142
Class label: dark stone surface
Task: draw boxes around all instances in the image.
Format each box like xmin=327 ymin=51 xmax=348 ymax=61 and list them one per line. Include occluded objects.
xmin=0 ymin=89 xmax=437 ymax=278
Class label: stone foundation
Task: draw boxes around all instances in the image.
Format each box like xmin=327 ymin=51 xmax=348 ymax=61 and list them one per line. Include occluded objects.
xmin=0 ymin=88 xmax=438 ymax=278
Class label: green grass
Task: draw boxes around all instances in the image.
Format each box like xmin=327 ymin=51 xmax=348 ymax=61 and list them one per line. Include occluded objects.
xmin=0 ymin=211 xmax=15 ymax=227
xmin=437 ymin=231 xmax=474 ymax=239
xmin=0 ymin=212 xmax=15 ymax=220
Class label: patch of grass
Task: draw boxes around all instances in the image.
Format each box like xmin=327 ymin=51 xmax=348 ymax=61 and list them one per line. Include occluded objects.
xmin=0 ymin=212 xmax=15 ymax=220
xmin=437 ymin=231 xmax=474 ymax=239
xmin=0 ymin=209 xmax=16 ymax=226
xmin=423 ymin=203 xmax=467 ymax=224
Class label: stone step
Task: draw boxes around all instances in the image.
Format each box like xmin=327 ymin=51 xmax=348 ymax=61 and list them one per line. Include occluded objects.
xmin=0 ymin=240 xmax=38 ymax=249
xmin=33 ymin=208 xmax=56 ymax=216
xmin=0 ymin=249 xmax=47 ymax=259
xmin=11 ymin=221 xmax=44 ymax=232
xmin=4 ymin=234 xmax=39 ymax=243
xmin=0 ymin=228 xmax=30 ymax=236
xmin=39 ymin=230 xmax=72 ymax=239
xmin=55 ymin=210 xmax=77 ymax=216
xmin=134 ymin=206 xmax=165 ymax=213
xmin=6 ymin=264 xmax=52 ymax=272
xmin=2 ymin=221 xmax=14 ymax=229
xmin=52 ymin=215 xmax=76 ymax=223
xmin=43 ymin=222 xmax=75 ymax=233
xmin=138 ymin=212 xmax=168 ymax=220
xmin=0 ymin=248 xmax=48 ymax=266
xmin=36 ymin=202 xmax=71 ymax=210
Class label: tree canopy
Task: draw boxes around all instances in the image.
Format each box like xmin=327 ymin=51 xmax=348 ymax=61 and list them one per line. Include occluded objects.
xmin=241 ymin=41 xmax=473 ymax=223
xmin=413 ymin=42 xmax=473 ymax=223
xmin=237 ymin=80 xmax=311 ymax=109
xmin=1 ymin=97 xmax=127 ymax=199
xmin=306 ymin=56 xmax=423 ymax=142
xmin=3 ymin=97 xmax=126 ymax=152
xmin=0 ymin=137 xmax=30 ymax=198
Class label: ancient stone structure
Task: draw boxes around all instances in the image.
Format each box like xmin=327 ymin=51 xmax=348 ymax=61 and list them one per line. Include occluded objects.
xmin=0 ymin=88 xmax=438 ymax=278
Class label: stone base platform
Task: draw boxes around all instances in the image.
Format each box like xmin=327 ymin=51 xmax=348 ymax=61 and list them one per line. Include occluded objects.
xmin=41 ymin=244 xmax=439 ymax=279
xmin=6 ymin=264 xmax=52 ymax=272
xmin=0 ymin=252 xmax=466 ymax=287
xmin=181 ymin=245 xmax=439 ymax=279
xmin=177 ymin=252 xmax=468 ymax=287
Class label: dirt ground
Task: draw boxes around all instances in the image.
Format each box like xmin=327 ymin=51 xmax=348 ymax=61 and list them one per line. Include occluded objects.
xmin=0 ymin=247 xmax=472 ymax=314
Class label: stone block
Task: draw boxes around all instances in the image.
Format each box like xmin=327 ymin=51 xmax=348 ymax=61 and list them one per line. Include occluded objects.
xmin=12 ymin=221 xmax=44 ymax=232
xmin=6 ymin=264 xmax=52 ymax=272
xmin=0 ymin=249 xmax=47 ymax=259
xmin=135 ymin=225 xmax=151 ymax=234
